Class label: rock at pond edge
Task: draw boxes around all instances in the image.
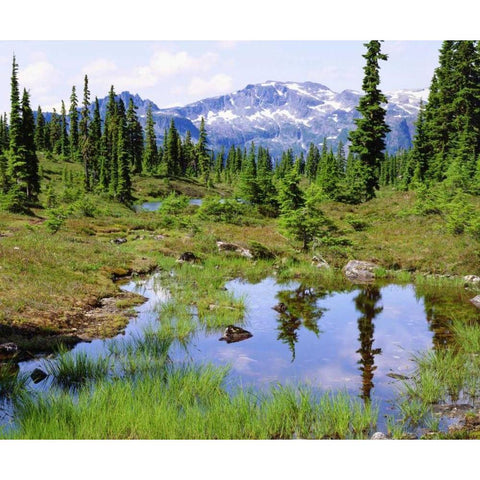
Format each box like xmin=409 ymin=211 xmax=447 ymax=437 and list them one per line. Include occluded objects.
xmin=343 ymin=260 xmax=378 ymax=282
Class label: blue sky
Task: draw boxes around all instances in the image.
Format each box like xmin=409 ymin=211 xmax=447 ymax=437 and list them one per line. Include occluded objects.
xmin=0 ymin=40 xmax=442 ymax=115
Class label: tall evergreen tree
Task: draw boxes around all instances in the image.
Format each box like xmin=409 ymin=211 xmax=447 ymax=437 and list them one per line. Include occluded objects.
xmin=142 ymin=102 xmax=158 ymax=174
xmin=305 ymin=142 xmax=320 ymax=181
xmin=165 ymin=118 xmax=180 ymax=176
xmin=34 ymin=106 xmax=46 ymax=151
xmin=60 ymin=100 xmax=69 ymax=158
xmin=196 ymin=117 xmax=210 ymax=184
xmin=21 ymin=89 xmax=40 ymax=200
xmin=69 ymin=85 xmax=79 ymax=159
xmin=79 ymin=74 xmax=93 ymax=191
xmin=125 ymin=98 xmax=144 ymax=174
xmin=348 ymin=40 xmax=390 ymax=201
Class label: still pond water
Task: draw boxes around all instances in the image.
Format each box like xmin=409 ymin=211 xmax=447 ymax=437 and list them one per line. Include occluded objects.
xmin=2 ymin=271 xmax=479 ymax=433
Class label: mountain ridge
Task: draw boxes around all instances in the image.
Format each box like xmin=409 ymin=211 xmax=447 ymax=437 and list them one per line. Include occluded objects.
xmin=95 ymin=81 xmax=429 ymax=156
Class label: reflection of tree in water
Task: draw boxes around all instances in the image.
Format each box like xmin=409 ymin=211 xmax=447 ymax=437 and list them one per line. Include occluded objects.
xmin=274 ymin=285 xmax=326 ymax=362
xmin=354 ymin=286 xmax=383 ymax=401
xmin=416 ymin=285 xmax=475 ymax=351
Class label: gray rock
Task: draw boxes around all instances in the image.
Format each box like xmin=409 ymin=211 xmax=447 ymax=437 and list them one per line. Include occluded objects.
xmin=219 ymin=325 xmax=253 ymax=344
xmin=216 ymin=241 xmax=253 ymax=259
xmin=470 ymin=295 xmax=480 ymax=309
xmin=464 ymin=275 xmax=480 ymax=284
xmin=177 ymin=252 xmax=198 ymax=263
xmin=371 ymin=432 xmax=388 ymax=440
xmin=111 ymin=237 xmax=127 ymax=244
xmin=31 ymin=368 xmax=48 ymax=384
xmin=312 ymin=255 xmax=330 ymax=269
xmin=0 ymin=342 xmax=19 ymax=355
xmin=343 ymin=260 xmax=378 ymax=282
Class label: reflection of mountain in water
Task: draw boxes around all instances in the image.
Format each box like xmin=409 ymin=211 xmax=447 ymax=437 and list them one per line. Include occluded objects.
xmin=273 ymin=285 xmax=327 ymax=361
xmin=354 ymin=286 xmax=383 ymax=401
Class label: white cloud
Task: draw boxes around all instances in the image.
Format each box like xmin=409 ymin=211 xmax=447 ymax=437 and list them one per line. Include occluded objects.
xmin=78 ymin=49 xmax=221 ymax=95
xmin=187 ymin=73 xmax=233 ymax=98
xmin=19 ymin=60 xmax=62 ymax=95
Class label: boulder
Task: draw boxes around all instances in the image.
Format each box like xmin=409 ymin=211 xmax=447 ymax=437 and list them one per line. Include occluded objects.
xmin=111 ymin=237 xmax=127 ymax=244
xmin=31 ymin=368 xmax=48 ymax=384
xmin=470 ymin=295 xmax=480 ymax=309
xmin=219 ymin=325 xmax=253 ymax=344
xmin=0 ymin=342 xmax=18 ymax=355
xmin=343 ymin=260 xmax=378 ymax=282
xmin=464 ymin=275 xmax=480 ymax=285
xmin=216 ymin=241 xmax=253 ymax=259
xmin=312 ymin=255 xmax=330 ymax=269
xmin=177 ymin=252 xmax=198 ymax=263
xmin=371 ymin=432 xmax=388 ymax=440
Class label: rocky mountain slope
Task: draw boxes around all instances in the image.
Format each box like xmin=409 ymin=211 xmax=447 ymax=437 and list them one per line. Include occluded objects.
xmin=100 ymin=81 xmax=429 ymax=156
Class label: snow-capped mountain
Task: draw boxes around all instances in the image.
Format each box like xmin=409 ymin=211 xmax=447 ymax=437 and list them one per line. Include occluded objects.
xmin=100 ymin=81 xmax=429 ymax=156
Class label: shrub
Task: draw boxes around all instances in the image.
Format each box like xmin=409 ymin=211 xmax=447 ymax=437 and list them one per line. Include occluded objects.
xmin=197 ymin=196 xmax=250 ymax=224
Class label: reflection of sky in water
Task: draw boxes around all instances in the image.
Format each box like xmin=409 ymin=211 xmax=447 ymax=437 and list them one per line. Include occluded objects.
xmin=134 ymin=198 xmax=202 ymax=212
xmin=158 ymin=278 xmax=435 ymax=413
xmin=9 ymin=275 xmax=445 ymax=428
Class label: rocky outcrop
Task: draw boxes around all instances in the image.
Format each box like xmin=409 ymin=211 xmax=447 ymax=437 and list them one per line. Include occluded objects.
xmin=343 ymin=260 xmax=378 ymax=282
xmin=216 ymin=241 xmax=253 ymax=259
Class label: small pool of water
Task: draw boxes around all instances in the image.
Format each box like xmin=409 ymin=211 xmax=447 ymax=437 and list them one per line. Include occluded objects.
xmin=134 ymin=198 xmax=202 ymax=212
xmin=3 ymin=273 xmax=479 ymax=434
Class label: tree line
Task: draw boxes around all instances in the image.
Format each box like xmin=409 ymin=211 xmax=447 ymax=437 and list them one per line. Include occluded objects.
xmin=1 ymin=41 xmax=480 ymax=232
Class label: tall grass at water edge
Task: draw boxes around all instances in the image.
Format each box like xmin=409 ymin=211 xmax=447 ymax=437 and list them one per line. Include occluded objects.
xmin=3 ymin=359 xmax=378 ymax=439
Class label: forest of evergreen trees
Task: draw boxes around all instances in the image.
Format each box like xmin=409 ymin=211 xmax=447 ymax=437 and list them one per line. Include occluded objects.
xmin=1 ymin=40 xmax=480 ymax=243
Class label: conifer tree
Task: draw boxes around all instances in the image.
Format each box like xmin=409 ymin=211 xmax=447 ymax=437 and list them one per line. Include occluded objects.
xmin=348 ymin=40 xmax=390 ymax=201
xmin=69 ymin=85 xmax=79 ymax=160
xmin=49 ymin=109 xmax=62 ymax=154
xmin=183 ymin=130 xmax=195 ymax=176
xmin=278 ymin=170 xmax=330 ymax=250
xmin=79 ymin=74 xmax=93 ymax=191
xmin=165 ymin=118 xmax=180 ymax=176
xmin=60 ymin=100 xmax=69 ymax=158
xmin=196 ymin=117 xmax=210 ymax=184
xmin=90 ymin=97 xmax=103 ymax=182
xmin=305 ymin=142 xmax=320 ymax=181
xmin=7 ymin=56 xmax=29 ymax=204
xmin=126 ymin=98 xmax=144 ymax=174
xmin=237 ymin=142 xmax=259 ymax=203
xmin=142 ymin=102 xmax=158 ymax=174
xmin=34 ymin=106 xmax=46 ymax=151
xmin=21 ymin=89 xmax=40 ymax=200
xmin=115 ymin=108 xmax=132 ymax=204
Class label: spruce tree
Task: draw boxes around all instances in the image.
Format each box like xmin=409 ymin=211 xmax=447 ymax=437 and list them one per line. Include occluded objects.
xmin=21 ymin=89 xmax=40 ymax=200
xmin=116 ymin=108 xmax=132 ymax=204
xmin=126 ymin=98 xmax=144 ymax=174
xmin=165 ymin=118 xmax=180 ymax=176
xmin=196 ymin=117 xmax=210 ymax=184
xmin=348 ymin=40 xmax=390 ymax=201
xmin=69 ymin=85 xmax=79 ymax=160
xmin=237 ymin=142 xmax=259 ymax=203
xmin=60 ymin=100 xmax=69 ymax=158
xmin=305 ymin=142 xmax=320 ymax=181
xmin=142 ymin=102 xmax=158 ymax=174
xmin=7 ymin=56 xmax=29 ymax=205
xmin=34 ymin=106 xmax=46 ymax=151
xmin=79 ymin=75 xmax=93 ymax=191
